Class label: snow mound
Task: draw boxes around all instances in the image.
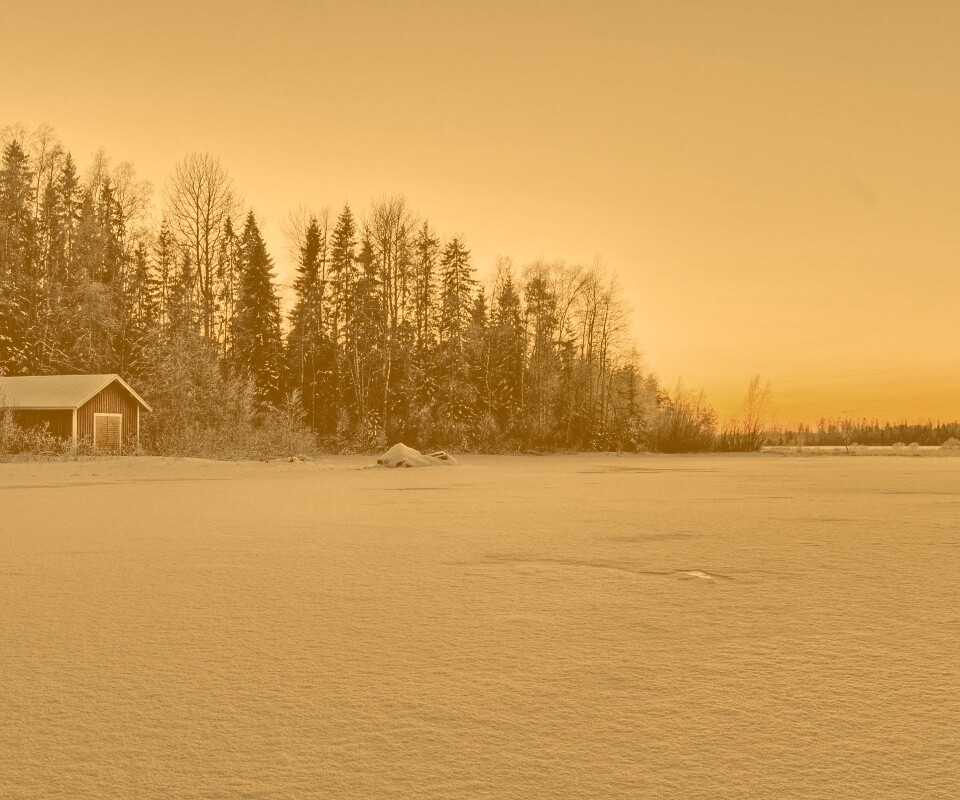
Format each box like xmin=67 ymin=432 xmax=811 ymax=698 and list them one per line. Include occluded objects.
xmin=376 ymin=443 xmax=459 ymax=468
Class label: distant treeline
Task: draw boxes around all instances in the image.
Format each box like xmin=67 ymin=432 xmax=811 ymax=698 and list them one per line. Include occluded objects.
xmin=767 ymin=419 xmax=960 ymax=448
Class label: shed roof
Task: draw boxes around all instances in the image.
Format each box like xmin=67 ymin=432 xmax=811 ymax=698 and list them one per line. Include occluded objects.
xmin=0 ymin=374 xmax=152 ymax=411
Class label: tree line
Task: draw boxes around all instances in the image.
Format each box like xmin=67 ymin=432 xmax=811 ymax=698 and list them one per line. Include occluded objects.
xmin=8 ymin=125 xmax=949 ymax=457
xmin=767 ymin=419 xmax=960 ymax=448
xmin=0 ymin=125 xmax=661 ymax=455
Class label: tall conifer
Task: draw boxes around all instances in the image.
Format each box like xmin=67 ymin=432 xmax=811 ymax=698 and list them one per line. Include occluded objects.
xmin=231 ymin=212 xmax=282 ymax=405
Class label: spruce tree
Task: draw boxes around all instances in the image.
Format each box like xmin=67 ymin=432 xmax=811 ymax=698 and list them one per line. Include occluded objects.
xmin=167 ymin=251 xmax=196 ymax=336
xmin=490 ymin=269 xmax=525 ymax=431
xmin=129 ymin=241 xmax=158 ymax=328
xmin=153 ymin=221 xmax=177 ymax=328
xmin=524 ymin=267 xmax=560 ymax=443
xmin=328 ymin=204 xmax=357 ymax=350
xmin=231 ymin=212 xmax=283 ymax=406
xmin=215 ymin=217 xmax=241 ymax=355
xmin=438 ymin=237 xmax=475 ymax=350
xmin=435 ymin=237 xmax=476 ymax=443
xmin=344 ymin=231 xmax=384 ymax=432
xmin=0 ymin=140 xmax=36 ymax=374
xmin=467 ymin=286 xmax=492 ymax=419
xmin=288 ymin=216 xmax=332 ymax=431
xmin=412 ymin=221 xmax=439 ymax=351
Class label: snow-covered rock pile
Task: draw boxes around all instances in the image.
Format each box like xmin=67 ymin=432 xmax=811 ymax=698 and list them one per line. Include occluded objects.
xmin=376 ymin=443 xmax=459 ymax=468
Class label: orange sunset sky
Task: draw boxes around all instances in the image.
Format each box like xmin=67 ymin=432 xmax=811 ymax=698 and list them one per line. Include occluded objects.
xmin=4 ymin=0 xmax=958 ymax=424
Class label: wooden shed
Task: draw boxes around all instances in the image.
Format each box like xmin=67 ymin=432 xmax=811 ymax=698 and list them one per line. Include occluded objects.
xmin=0 ymin=374 xmax=152 ymax=453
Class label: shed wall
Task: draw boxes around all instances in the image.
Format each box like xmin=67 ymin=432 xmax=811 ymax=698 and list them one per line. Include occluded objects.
xmin=77 ymin=382 xmax=140 ymax=449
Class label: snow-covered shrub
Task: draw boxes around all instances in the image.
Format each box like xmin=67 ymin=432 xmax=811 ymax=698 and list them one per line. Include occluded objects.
xmin=136 ymin=330 xmax=318 ymax=459
xmin=0 ymin=408 xmax=63 ymax=458
xmin=648 ymin=383 xmax=716 ymax=453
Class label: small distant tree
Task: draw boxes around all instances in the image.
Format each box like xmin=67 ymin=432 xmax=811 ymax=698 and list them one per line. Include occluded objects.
xmin=718 ymin=376 xmax=775 ymax=452
xmin=261 ymin=389 xmax=317 ymax=459
xmin=839 ymin=408 xmax=860 ymax=454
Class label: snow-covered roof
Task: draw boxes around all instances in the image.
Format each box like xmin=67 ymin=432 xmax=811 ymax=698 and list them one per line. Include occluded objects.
xmin=0 ymin=374 xmax=152 ymax=411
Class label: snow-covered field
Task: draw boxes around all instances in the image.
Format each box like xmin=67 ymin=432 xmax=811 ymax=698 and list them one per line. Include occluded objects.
xmin=2 ymin=453 xmax=958 ymax=799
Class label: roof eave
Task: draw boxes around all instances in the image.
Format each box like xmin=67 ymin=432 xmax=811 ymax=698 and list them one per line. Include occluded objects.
xmin=0 ymin=405 xmax=76 ymax=411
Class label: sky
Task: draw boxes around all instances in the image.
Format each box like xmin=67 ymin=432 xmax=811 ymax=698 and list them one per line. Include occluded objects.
xmin=4 ymin=0 xmax=958 ymax=424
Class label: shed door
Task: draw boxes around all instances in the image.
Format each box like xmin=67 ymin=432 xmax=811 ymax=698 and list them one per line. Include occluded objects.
xmin=93 ymin=413 xmax=123 ymax=453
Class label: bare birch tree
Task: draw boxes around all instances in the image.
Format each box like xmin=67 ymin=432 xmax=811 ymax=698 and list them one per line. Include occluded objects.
xmin=165 ymin=152 xmax=238 ymax=342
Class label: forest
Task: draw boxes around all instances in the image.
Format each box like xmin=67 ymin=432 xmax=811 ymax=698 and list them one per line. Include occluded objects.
xmin=0 ymin=124 xmax=665 ymax=456
xmin=1 ymin=125 xmax=955 ymax=457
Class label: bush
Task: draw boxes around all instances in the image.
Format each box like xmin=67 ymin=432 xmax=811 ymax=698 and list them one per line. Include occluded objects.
xmin=257 ymin=391 xmax=320 ymax=459
xmin=648 ymin=383 xmax=716 ymax=453
xmin=0 ymin=408 xmax=65 ymax=457
xmin=134 ymin=328 xmax=318 ymax=460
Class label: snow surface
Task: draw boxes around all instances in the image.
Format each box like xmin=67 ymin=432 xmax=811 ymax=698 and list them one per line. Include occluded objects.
xmin=1 ymin=453 xmax=958 ymax=798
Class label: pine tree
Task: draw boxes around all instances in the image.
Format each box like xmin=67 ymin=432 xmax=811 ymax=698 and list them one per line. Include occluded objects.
xmin=403 ymin=221 xmax=442 ymax=442
xmin=524 ymin=265 xmax=560 ymax=443
xmin=438 ymin=237 xmax=475 ymax=350
xmin=328 ymin=204 xmax=358 ymax=351
xmin=129 ymin=241 xmax=158 ymax=328
xmin=214 ymin=217 xmax=241 ymax=356
xmin=153 ymin=220 xmax=177 ymax=328
xmin=435 ymin=237 xmax=476 ymax=443
xmin=412 ymin=221 xmax=439 ymax=351
xmin=287 ymin=216 xmax=333 ymax=431
xmin=34 ymin=152 xmax=82 ymax=372
xmin=0 ymin=140 xmax=36 ymax=374
xmin=490 ymin=267 xmax=525 ymax=431
xmin=342 ymin=231 xmax=384 ymax=433
xmin=167 ymin=250 xmax=196 ymax=335
xmin=231 ymin=212 xmax=282 ymax=406
xmin=120 ymin=240 xmax=158 ymax=376
xmin=96 ymin=177 xmax=124 ymax=287
xmin=467 ymin=286 xmax=492 ymax=419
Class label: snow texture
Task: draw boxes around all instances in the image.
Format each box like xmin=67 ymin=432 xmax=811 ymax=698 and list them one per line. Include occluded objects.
xmin=1 ymin=453 xmax=958 ymax=799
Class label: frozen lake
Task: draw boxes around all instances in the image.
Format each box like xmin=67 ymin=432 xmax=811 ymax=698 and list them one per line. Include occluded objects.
xmin=1 ymin=453 xmax=958 ymax=798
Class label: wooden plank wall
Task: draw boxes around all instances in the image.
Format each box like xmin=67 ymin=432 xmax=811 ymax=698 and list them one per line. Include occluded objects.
xmin=77 ymin=382 xmax=140 ymax=448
